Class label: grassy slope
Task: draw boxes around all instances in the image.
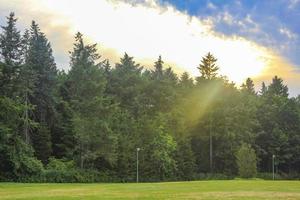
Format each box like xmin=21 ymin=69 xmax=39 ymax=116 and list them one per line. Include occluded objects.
xmin=0 ymin=180 xmax=300 ymax=200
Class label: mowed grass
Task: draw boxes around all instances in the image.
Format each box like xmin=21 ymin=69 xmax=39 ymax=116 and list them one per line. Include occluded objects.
xmin=0 ymin=180 xmax=300 ymax=200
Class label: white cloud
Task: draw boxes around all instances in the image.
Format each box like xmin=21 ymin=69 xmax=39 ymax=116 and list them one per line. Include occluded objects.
xmin=207 ymin=2 xmax=217 ymax=10
xmin=0 ymin=0 xmax=299 ymax=93
xmin=279 ymin=27 xmax=297 ymax=40
xmin=288 ymin=0 xmax=299 ymax=9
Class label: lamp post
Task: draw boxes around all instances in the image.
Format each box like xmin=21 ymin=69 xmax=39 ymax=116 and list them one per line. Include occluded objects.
xmin=209 ymin=127 xmax=212 ymax=173
xmin=136 ymin=148 xmax=140 ymax=183
xmin=272 ymin=154 xmax=276 ymax=180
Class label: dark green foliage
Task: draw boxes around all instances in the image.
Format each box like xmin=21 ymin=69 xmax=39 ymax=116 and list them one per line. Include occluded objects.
xmin=0 ymin=12 xmax=22 ymax=65
xmin=175 ymin=138 xmax=196 ymax=180
xmin=46 ymin=157 xmax=75 ymax=170
xmin=68 ymin=32 xmax=118 ymax=170
xmin=267 ymin=76 xmax=288 ymax=97
xmin=32 ymin=123 xmax=52 ymax=164
xmin=23 ymin=21 xmax=57 ymax=163
xmin=0 ymin=13 xmax=300 ymax=183
xmin=50 ymin=71 xmax=75 ymax=159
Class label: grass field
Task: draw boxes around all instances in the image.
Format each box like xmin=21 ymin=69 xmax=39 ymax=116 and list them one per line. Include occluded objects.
xmin=0 ymin=180 xmax=300 ymax=200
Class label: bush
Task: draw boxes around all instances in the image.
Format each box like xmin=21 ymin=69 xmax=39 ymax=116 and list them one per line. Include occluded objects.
xmin=19 ymin=156 xmax=44 ymax=176
xmin=256 ymin=173 xmax=280 ymax=180
xmin=46 ymin=157 xmax=75 ymax=171
xmin=257 ymin=172 xmax=300 ymax=180
xmin=43 ymin=169 xmax=119 ymax=183
xmin=194 ymin=173 xmax=234 ymax=180
xmin=236 ymin=143 xmax=257 ymax=178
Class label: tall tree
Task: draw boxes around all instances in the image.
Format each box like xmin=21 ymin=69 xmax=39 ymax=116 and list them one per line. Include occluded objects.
xmin=197 ymin=52 xmax=219 ymax=80
xmin=107 ymin=52 xmax=145 ymax=116
xmin=26 ymin=21 xmax=57 ymax=164
xmin=0 ymin=12 xmax=22 ymax=65
xmin=267 ymin=76 xmax=288 ymax=97
xmin=152 ymin=55 xmax=163 ymax=80
xmin=0 ymin=12 xmax=22 ymax=98
xmin=179 ymin=72 xmax=194 ymax=89
xmin=68 ymin=32 xmax=117 ymax=169
xmin=51 ymin=71 xmax=75 ymax=159
xmin=260 ymin=82 xmax=267 ymax=95
xmin=241 ymin=78 xmax=256 ymax=95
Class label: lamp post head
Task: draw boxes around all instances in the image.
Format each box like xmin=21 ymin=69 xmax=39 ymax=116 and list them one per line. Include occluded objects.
xmin=273 ymin=155 xmax=275 ymax=158
xmin=137 ymin=148 xmax=140 ymax=151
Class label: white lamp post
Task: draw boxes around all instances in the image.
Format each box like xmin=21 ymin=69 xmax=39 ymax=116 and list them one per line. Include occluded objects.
xmin=272 ymin=154 xmax=276 ymax=180
xmin=136 ymin=148 xmax=140 ymax=183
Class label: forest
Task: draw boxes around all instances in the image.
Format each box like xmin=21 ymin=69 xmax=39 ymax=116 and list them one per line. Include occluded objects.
xmin=0 ymin=12 xmax=299 ymax=182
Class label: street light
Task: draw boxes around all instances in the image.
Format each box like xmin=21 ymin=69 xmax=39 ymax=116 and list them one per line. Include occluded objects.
xmin=136 ymin=148 xmax=140 ymax=183
xmin=272 ymin=154 xmax=276 ymax=180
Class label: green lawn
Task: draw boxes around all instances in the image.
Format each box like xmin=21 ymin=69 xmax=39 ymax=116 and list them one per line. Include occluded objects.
xmin=0 ymin=180 xmax=300 ymax=200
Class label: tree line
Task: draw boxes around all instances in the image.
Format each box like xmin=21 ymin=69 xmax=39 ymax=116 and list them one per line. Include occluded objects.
xmin=0 ymin=13 xmax=299 ymax=182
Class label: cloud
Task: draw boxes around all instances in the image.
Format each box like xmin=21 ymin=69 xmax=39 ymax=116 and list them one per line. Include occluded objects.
xmin=0 ymin=0 xmax=299 ymax=95
xmin=252 ymin=51 xmax=300 ymax=95
xmin=279 ymin=27 xmax=297 ymax=40
xmin=288 ymin=0 xmax=300 ymax=9
xmin=207 ymin=2 xmax=217 ymax=10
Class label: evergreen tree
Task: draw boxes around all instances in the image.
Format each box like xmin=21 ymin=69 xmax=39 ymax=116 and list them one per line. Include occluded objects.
xmin=260 ymin=82 xmax=267 ymax=95
xmin=241 ymin=78 xmax=256 ymax=95
xmin=197 ymin=52 xmax=219 ymax=80
xmin=103 ymin=59 xmax=111 ymax=77
xmin=26 ymin=21 xmax=57 ymax=163
xmin=0 ymin=13 xmax=22 ymax=97
xmin=0 ymin=12 xmax=22 ymax=65
xmin=180 ymin=72 xmax=194 ymax=89
xmin=68 ymin=32 xmax=117 ymax=169
xmin=51 ymin=71 xmax=75 ymax=159
xmin=108 ymin=52 xmax=144 ymax=116
xmin=267 ymin=76 xmax=288 ymax=97
xmin=152 ymin=55 xmax=163 ymax=80
xmin=175 ymin=138 xmax=196 ymax=180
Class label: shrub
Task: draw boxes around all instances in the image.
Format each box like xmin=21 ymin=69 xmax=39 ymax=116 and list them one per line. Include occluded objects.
xmin=19 ymin=156 xmax=44 ymax=176
xmin=236 ymin=143 xmax=257 ymax=178
xmin=194 ymin=173 xmax=234 ymax=180
xmin=46 ymin=157 xmax=75 ymax=171
xmin=43 ymin=169 xmax=119 ymax=183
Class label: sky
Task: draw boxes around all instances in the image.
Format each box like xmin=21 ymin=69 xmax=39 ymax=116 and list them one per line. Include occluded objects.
xmin=0 ymin=0 xmax=299 ymax=95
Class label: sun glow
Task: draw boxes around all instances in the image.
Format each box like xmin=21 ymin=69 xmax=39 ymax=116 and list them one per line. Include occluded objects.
xmin=4 ymin=0 xmax=297 ymax=87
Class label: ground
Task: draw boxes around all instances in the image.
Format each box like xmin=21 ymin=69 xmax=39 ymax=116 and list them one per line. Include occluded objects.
xmin=0 ymin=180 xmax=300 ymax=200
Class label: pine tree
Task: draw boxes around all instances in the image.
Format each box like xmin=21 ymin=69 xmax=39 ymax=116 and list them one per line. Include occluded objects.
xmin=260 ymin=82 xmax=267 ymax=95
xmin=152 ymin=55 xmax=163 ymax=80
xmin=0 ymin=12 xmax=22 ymax=97
xmin=103 ymin=59 xmax=111 ymax=76
xmin=180 ymin=72 xmax=194 ymax=88
xmin=0 ymin=12 xmax=22 ymax=65
xmin=164 ymin=67 xmax=178 ymax=85
xmin=108 ymin=52 xmax=144 ymax=116
xmin=68 ymin=33 xmax=117 ymax=169
xmin=175 ymin=138 xmax=196 ymax=180
xmin=197 ymin=52 xmax=219 ymax=80
xmin=267 ymin=76 xmax=288 ymax=97
xmin=18 ymin=29 xmax=36 ymax=145
xmin=51 ymin=71 xmax=75 ymax=159
xmin=241 ymin=78 xmax=256 ymax=95
xmin=26 ymin=21 xmax=57 ymax=163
